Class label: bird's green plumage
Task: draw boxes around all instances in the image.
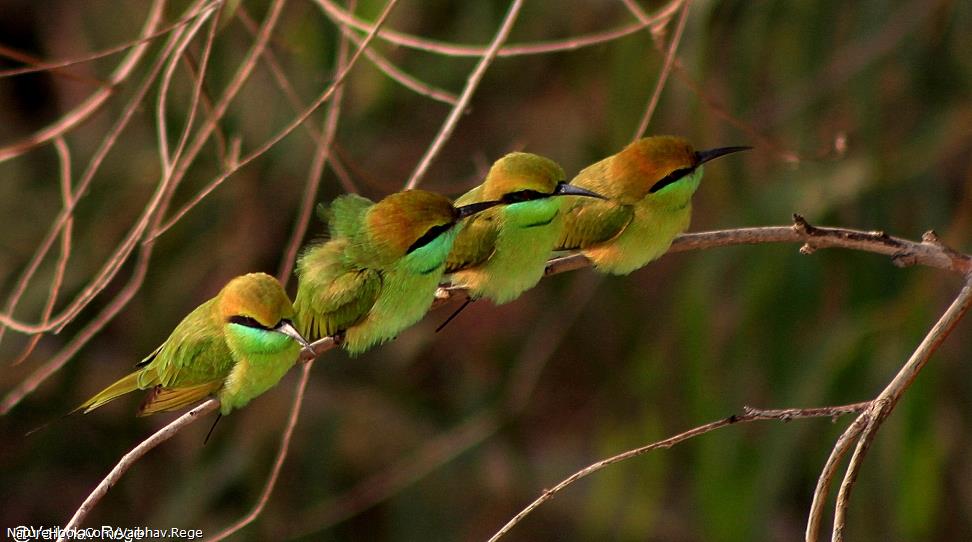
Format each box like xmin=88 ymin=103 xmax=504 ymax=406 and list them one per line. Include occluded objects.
xmin=76 ymin=273 xmax=306 ymax=416
xmin=557 ymin=136 xmax=745 ymax=275
xmin=446 ymin=152 xmax=600 ymax=304
xmin=295 ymin=190 xmax=471 ymax=355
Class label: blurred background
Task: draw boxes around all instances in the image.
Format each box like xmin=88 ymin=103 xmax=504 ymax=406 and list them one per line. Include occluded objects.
xmin=2 ymin=0 xmax=971 ymax=540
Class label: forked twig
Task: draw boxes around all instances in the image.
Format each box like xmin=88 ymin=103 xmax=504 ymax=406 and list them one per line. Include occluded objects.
xmin=828 ymin=281 xmax=972 ymax=541
xmin=486 ymin=403 xmax=870 ymax=542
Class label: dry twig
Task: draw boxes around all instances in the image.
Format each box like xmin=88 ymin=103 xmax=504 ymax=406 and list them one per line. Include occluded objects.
xmin=486 ymin=403 xmax=870 ymax=542
xmin=56 ymin=216 xmax=972 ymax=536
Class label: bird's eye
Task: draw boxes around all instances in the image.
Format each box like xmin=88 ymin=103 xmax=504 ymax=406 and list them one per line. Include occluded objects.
xmin=228 ymin=315 xmax=269 ymax=330
xmin=407 ymin=223 xmax=453 ymax=254
xmin=502 ymin=189 xmax=545 ymax=203
xmin=648 ymin=167 xmax=694 ymax=194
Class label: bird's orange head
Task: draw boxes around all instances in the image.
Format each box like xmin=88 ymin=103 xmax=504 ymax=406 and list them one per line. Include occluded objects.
xmin=217 ymin=272 xmax=295 ymax=328
xmin=364 ymin=190 xmax=462 ymax=258
xmin=481 ymin=152 xmax=566 ymax=201
xmin=609 ymin=136 xmax=750 ymax=202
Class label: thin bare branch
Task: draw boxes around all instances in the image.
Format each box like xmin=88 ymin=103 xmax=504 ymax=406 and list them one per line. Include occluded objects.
xmin=207 ymin=361 xmax=315 ymax=541
xmin=313 ymin=0 xmax=681 ymax=58
xmin=1 ymin=248 xmax=154 ymax=414
xmin=0 ymin=0 xmax=223 ymax=78
xmin=405 ymin=0 xmax=525 ymax=189
xmin=542 ymin=216 xmax=972 ymax=280
xmin=0 ymin=2 xmax=202 ymax=336
xmin=60 ymin=399 xmax=219 ymax=538
xmin=0 ymin=0 xmax=168 ymax=162
xmin=157 ymin=7 xmax=217 ymax=172
xmin=830 ymin=281 xmax=972 ymax=541
xmin=805 ymin=413 xmax=868 ymax=542
xmin=277 ymin=6 xmax=352 ymax=285
xmin=235 ymin=4 xmax=359 ymax=193
xmin=0 ymin=43 xmax=106 ymax=87
xmin=486 ymin=403 xmax=869 ymax=542
xmin=10 ymin=138 xmax=75 ymax=364
xmin=632 ymin=0 xmax=690 ymax=140
xmin=325 ymin=13 xmax=458 ymax=104
xmin=151 ymin=0 xmax=402 ymax=239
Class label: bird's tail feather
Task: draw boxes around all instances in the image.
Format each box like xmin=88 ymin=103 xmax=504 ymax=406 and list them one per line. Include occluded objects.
xmin=73 ymin=371 xmax=142 ymax=414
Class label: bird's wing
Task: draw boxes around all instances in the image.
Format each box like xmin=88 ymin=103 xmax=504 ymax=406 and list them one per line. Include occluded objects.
xmin=556 ymin=199 xmax=634 ymax=250
xmin=145 ymin=300 xmax=235 ymax=390
xmin=296 ymin=240 xmax=383 ymax=340
xmin=445 ymin=209 xmax=500 ymax=272
xmin=137 ymin=381 xmax=223 ymax=416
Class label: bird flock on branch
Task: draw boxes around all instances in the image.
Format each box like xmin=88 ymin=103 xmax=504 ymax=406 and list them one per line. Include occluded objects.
xmin=75 ymin=135 xmax=748 ymax=420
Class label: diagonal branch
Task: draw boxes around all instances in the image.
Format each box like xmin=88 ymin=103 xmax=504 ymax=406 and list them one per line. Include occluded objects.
xmin=404 ymin=0 xmax=525 ymax=189
xmin=0 ymin=0 xmax=170 ymax=162
xmin=60 ymin=399 xmax=219 ymax=540
xmin=150 ymin=0 xmax=402 ymax=239
xmin=56 ymin=216 xmax=972 ymax=538
xmin=829 ymin=281 xmax=972 ymax=542
xmin=632 ymin=0 xmax=690 ymax=140
xmin=486 ymin=403 xmax=870 ymax=542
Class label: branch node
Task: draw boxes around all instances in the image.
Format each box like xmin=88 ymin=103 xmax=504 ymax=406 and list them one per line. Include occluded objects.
xmin=791 ymin=213 xmax=811 ymax=233
xmin=799 ymin=243 xmax=816 ymax=255
xmin=890 ymin=251 xmax=918 ymax=268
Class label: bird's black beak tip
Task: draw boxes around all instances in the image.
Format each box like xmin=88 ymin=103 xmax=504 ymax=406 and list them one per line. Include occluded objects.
xmin=695 ymin=145 xmax=752 ymax=165
xmin=553 ymin=182 xmax=608 ymax=200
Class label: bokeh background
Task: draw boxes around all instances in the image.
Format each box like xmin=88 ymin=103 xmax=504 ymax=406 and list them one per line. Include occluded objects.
xmin=2 ymin=0 xmax=971 ymax=540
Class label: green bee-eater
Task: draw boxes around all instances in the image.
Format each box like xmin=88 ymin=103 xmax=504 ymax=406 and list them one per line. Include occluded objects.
xmin=445 ymin=152 xmax=606 ymax=304
xmin=76 ymin=273 xmax=312 ymax=416
xmin=294 ymin=190 xmax=499 ymax=355
xmin=556 ymin=136 xmax=749 ymax=275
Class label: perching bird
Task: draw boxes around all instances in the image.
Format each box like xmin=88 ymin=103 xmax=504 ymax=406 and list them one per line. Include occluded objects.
xmin=76 ymin=272 xmax=312 ymax=417
xmin=445 ymin=152 xmax=605 ymax=304
xmin=294 ymin=189 xmax=499 ymax=355
xmin=556 ymin=136 xmax=749 ymax=275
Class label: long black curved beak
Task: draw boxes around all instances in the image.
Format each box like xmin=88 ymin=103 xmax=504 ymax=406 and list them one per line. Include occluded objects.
xmin=456 ymin=200 xmax=503 ymax=218
xmin=552 ymin=181 xmax=607 ymax=200
xmin=694 ymin=146 xmax=751 ymax=165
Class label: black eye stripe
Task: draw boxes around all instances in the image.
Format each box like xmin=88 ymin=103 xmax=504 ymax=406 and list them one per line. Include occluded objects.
xmin=407 ymin=223 xmax=453 ymax=254
xmin=501 ymin=189 xmax=546 ymax=204
xmin=649 ymin=167 xmax=695 ymax=194
xmin=228 ymin=315 xmax=270 ymax=330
